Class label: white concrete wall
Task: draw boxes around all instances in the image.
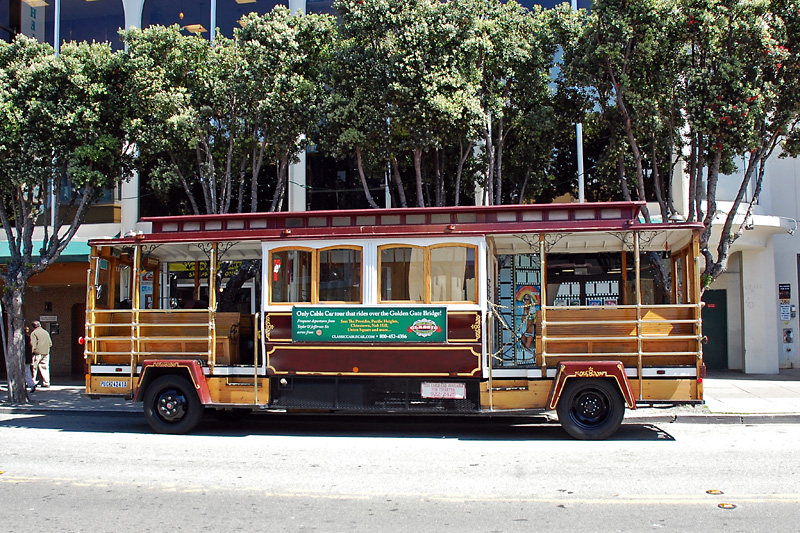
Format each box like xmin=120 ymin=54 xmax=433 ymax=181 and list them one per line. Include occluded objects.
xmin=767 ymin=154 xmax=800 ymax=368
xmin=740 ymin=240 xmax=781 ymax=374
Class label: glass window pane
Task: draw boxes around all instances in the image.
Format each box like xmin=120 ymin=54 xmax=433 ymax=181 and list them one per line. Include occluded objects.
xmin=215 ymin=0 xmax=287 ymax=39
xmin=307 ymin=0 xmax=336 ymax=16
xmin=380 ymin=247 xmax=423 ymax=302
xmin=60 ymin=0 xmax=125 ymax=50
xmin=430 ymin=246 xmax=476 ymax=302
xmin=270 ymin=249 xmax=311 ymax=303
xmin=319 ymin=248 xmax=361 ymax=302
xmin=142 ymin=0 xmax=211 ymax=38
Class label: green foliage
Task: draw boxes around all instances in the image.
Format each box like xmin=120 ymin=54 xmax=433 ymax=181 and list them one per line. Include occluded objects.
xmin=0 ymin=35 xmax=134 ymax=403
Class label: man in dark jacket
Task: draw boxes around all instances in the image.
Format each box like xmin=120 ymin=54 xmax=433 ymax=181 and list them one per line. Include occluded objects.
xmin=24 ymin=326 xmax=36 ymax=392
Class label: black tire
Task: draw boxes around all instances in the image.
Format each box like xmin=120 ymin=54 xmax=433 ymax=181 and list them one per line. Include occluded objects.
xmin=556 ymin=378 xmax=625 ymax=440
xmin=143 ymin=375 xmax=204 ymax=434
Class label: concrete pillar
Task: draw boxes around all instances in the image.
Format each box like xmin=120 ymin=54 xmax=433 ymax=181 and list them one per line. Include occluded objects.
xmin=121 ymin=167 xmax=140 ymax=234
xmin=287 ymin=149 xmax=307 ymax=212
xmin=740 ymin=241 xmax=781 ymax=374
xmin=122 ymin=0 xmax=145 ymax=29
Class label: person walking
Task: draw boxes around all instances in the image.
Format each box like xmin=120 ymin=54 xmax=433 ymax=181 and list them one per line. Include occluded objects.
xmin=30 ymin=321 xmax=53 ymax=388
xmin=24 ymin=325 xmax=36 ymax=392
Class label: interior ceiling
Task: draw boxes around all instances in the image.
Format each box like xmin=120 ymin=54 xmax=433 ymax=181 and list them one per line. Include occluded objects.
xmin=492 ymin=229 xmax=694 ymax=255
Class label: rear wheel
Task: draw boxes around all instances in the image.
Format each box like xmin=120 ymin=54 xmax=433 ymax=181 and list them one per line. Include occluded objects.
xmin=556 ymin=378 xmax=625 ymax=440
xmin=143 ymin=375 xmax=204 ymax=434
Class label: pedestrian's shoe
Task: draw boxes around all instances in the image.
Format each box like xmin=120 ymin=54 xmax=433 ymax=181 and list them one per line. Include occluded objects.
xmin=29 ymin=385 xmax=36 ymax=392
xmin=41 ymin=384 xmax=50 ymax=388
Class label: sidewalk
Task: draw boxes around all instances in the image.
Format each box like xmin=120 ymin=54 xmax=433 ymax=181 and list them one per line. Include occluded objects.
xmin=2 ymin=369 xmax=800 ymax=422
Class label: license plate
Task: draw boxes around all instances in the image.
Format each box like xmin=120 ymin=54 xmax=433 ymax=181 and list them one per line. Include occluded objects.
xmin=421 ymin=382 xmax=466 ymax=399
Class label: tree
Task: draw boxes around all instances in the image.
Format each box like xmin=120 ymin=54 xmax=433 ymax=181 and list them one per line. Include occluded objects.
xmin=560 ymin=0 xmax=685 ymax=221
xmin=560 ymin=0 xmax=800 ymax=291
xmin=321 ymin=0 xmax=396 ymax=209
xmin=122 ymin=25 xmax=250 ymax=215
xmin=682 ymin=0 xmax=800 ymax=287
xmin=238 ymin=8 xmax=336 ymax=212
xmin=385 ymin=0 xmax=483 ymax=207
xmin=470 ymin=0 xmax=557 ymax=206
xmin=0 ymin=36 xmax=135 ymax=403
xmin=123 ymin=10 xmax=335 ymax=216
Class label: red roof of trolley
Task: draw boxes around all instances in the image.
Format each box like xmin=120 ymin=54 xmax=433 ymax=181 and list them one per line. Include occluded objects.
xmin=90 ymin=202 xmax=702 ymax=247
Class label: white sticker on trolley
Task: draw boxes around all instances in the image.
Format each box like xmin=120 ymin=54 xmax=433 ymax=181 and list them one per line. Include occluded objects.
xmin=421 ymin=382 xmax=466 ymax=399
xmin=100 ymin=380 xmax=128 ymax=388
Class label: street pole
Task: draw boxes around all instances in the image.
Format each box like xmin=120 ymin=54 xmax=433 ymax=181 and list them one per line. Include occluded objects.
xmin=571 ymin=0 xmax=585 ymax=203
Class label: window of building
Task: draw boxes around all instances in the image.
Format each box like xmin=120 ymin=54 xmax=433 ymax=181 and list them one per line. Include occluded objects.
xmin=142 ymin=0 xmax=211 ymax=37
xmin=59 ymin=0 xmax=125 ymax=50
xmin=16 ymin=0 xmax=54 ymax=45
xmin=546 ymin=253 xmax=629 ymax=306
xmin=214 ymin=0 xmax=287 ymax=39
xmin=306 ymin=0 xmax=335 ymax=16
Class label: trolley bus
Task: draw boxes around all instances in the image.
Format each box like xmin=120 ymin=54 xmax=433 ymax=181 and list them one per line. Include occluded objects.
xmin=84 ymin=201 xmax=705 ymax=439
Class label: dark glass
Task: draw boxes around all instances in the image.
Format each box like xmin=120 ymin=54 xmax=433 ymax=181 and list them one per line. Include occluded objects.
xmin=60 ymin=0 xmax=125 ymax=50
xmin=306 ymin=0 xmax=335 ymax=16
xmin=319 ymin=248 xmax=361 ymax=302
xmin=142 ymin=0 xmax=211 ymax=38
xmin=214 ymin=0 xmax=287 ymax=39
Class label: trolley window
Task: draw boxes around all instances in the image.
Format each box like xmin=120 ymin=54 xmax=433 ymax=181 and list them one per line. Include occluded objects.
xmin=379 ymin=246 xmax=424 ymax=302
xmin=319 ymin=247 xmax=362 ymax=303
xmin=430 ymin=245 xmax=476 ymax=303
xmin=270 ymin=248 xmax=312 ymax=304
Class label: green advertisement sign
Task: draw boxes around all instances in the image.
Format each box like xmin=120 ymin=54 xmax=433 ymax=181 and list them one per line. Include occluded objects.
xmin=292 ymin=306 xmax=447 ymax=343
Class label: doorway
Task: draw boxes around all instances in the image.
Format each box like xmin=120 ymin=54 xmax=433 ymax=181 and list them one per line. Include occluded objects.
xmin=702 ymin=290 xmax=728 ymax=370
xmin=71 ymin=303 xmax=86 ymax=377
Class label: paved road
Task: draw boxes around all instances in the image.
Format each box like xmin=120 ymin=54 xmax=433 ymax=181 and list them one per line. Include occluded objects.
xmin=1 ymin=410 xmax=799 ymax=531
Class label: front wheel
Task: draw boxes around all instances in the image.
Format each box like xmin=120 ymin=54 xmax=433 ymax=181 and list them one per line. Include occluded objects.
xmin=143 ymin=375 xmax=204 ymax=434
xmin=556 ymin=378 xmax=625 ymax=440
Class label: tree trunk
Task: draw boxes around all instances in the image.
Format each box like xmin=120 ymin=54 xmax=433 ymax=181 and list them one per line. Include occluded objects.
xmin=269 ymin=151 xmax=291 ymax=212
xmin=495 ymin=115 xmax=504 ymax=205
xmin=355 ymin=147 xmax=380 ymax=209
xmin=2 ymin=285 xmax=32 ymax=404
xmin=618 ymin=156 xmax=631 ymax=201
xmin=454 ymin=140 xmax=473 ymax=208
xmin=413 ymin=148 xmax=425 ymax=208
xmin=391 ymin=156 xmax=408 ymax=208
xmin=251 ymin=138 xmax=267 ymax=213
xmin=484 ymin=117 xmax=495 ymax=206
xmin=519 ymin=168 xmax=531 ymax=203
xmin=434 ymin=149 xmax=444 ymax=207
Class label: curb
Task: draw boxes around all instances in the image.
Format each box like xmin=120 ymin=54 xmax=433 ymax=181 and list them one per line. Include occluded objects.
xmin=3 ymin=402 xmax=800 ymax=424
xmin=624 ymin=412 xmax=800 ymax=424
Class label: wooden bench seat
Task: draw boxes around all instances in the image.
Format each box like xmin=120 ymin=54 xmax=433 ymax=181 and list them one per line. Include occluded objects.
xmin=538 ymin=306 xmax=700 ymax=366
xmin=90 ymin=310 xmax=240 ymax=365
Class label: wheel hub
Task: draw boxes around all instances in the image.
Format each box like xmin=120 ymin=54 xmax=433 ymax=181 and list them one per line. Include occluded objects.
xmin=156 ymin=389 xmax=187 ymax=422
xmin=573 ymin=391 xmax=608 ymax=424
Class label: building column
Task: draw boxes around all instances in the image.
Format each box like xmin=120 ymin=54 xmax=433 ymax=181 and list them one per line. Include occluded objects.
xmin=740 ymin=241 xmax=781 ymax=374
xmin=287 ymin=149 xmax=307 ymax=212
xmin=121 ymin=167 xmax=140 ymax=234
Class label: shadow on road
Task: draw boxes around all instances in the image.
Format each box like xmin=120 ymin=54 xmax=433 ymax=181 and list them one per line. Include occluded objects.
xmin=0 ymin=410 xmax=675 ymax=441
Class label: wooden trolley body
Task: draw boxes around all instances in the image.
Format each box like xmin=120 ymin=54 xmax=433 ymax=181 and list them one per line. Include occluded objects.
xmin=85 ymin=202 xmax=704 ymax=439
